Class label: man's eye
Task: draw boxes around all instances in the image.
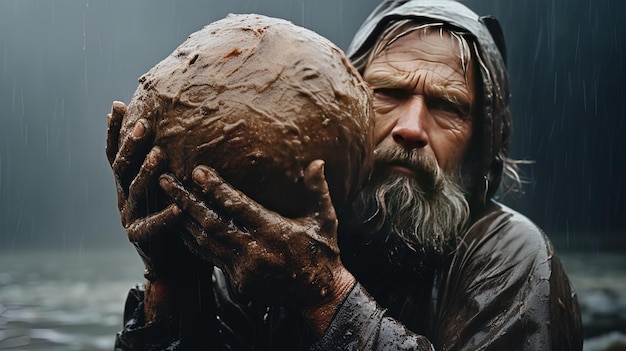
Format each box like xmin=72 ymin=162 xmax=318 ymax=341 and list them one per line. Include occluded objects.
xmin=373 ymin=88 xmax=411 ymax=100
xmin=428 ymin=98 xmax=468 ymax=118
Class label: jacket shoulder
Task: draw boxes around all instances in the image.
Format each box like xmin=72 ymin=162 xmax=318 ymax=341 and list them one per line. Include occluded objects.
xmin=435 ymin=202 xmax=582 ymax=350
xmin=462 ymin=202 xmax=552 ymax=267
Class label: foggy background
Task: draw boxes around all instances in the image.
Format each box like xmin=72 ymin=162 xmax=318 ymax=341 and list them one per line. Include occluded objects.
xmin=0 ymin=0 xmax=625 ymax=349
xmin=1 ymin=0 xmax=624 ymax=251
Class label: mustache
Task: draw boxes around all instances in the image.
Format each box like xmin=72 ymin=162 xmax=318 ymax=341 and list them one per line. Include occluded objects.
xmin=373 ymin=147 xmax=443 ymax=191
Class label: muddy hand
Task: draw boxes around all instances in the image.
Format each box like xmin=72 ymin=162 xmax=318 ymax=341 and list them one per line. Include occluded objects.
xmin=159 ymin=160 xmax=349 ymax=308
xmin=105 ymin=101 xmax=182 ymax=276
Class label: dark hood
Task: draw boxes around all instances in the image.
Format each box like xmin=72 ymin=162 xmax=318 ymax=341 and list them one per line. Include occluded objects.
xmin=347 ymin=0 xmax=512 ymax=210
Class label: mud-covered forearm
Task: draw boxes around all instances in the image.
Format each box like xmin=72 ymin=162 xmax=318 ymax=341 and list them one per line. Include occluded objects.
xmin=115 ymin=284 xmax=218 ymax=351
xmin=115 ymin=287 xmax=182 ymax=351
xmin=143 ymin=279 xmax=185 ymax=323
xmin=302 ymin=266 xmax=356 ymax=336
xmin=311 ymin=283 xmax=434 ymax=351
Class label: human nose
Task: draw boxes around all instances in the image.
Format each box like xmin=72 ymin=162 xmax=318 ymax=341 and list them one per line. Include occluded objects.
xmin=391 ymin=97 xmax=429 ymax=149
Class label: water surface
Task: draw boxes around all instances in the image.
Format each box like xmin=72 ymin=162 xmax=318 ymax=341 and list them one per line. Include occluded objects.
xmin=1 ymin=246 xmax=624 ymax=350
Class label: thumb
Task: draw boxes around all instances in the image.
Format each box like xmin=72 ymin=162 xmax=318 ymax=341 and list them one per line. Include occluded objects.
xmin=303 ymin=160 xmax=337 ymax=234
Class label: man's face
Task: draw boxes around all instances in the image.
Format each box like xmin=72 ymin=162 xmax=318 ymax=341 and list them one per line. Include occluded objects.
xmin=344 ymin=27 xmax=475 ymax=270
xmin=363 ymin=28 xmax=475 ymax=174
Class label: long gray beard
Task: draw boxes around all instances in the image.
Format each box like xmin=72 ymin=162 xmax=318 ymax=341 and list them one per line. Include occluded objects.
xmin=345 ymin=147 xmax=470 ymax=269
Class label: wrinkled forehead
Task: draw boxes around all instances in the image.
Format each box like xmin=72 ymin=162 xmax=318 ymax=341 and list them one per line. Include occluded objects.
xmin=365 ymin=23 xmax=476 ymax=88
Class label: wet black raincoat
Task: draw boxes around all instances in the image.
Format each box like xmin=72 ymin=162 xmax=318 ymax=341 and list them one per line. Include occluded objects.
xmin=114 ymin=1 xmax=583 ymax=350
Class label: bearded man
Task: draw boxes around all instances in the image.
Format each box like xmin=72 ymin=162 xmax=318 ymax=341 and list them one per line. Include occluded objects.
xmin=109 ymin=1 xmax=582 ymax=350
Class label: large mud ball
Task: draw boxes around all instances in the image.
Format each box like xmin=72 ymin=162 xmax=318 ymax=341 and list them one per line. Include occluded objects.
xmin=121 ymin=14 xmax=374 ymax=218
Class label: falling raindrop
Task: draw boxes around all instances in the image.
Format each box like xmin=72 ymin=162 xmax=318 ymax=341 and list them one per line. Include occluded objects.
xmin=84 ymin=58 xmax=89 ymax=98
xmin=263 ymin=306 xmax=271 ymax=323
xmin=82 ymin=12 xmax=86 ymax=51
xmin=83 ymin=2 xmax=88 ymax=97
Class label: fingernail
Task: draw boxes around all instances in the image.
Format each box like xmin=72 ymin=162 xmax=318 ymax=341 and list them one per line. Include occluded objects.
xmin=158 ymin=175 xmax=170 ymax=189
xmin=132 ymin=120 xmax=146 ymax=138
xmin=192 ymin=168 xmax=207 ymax=184
xmin=147 ymin=148 xmax=159 ymax=167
